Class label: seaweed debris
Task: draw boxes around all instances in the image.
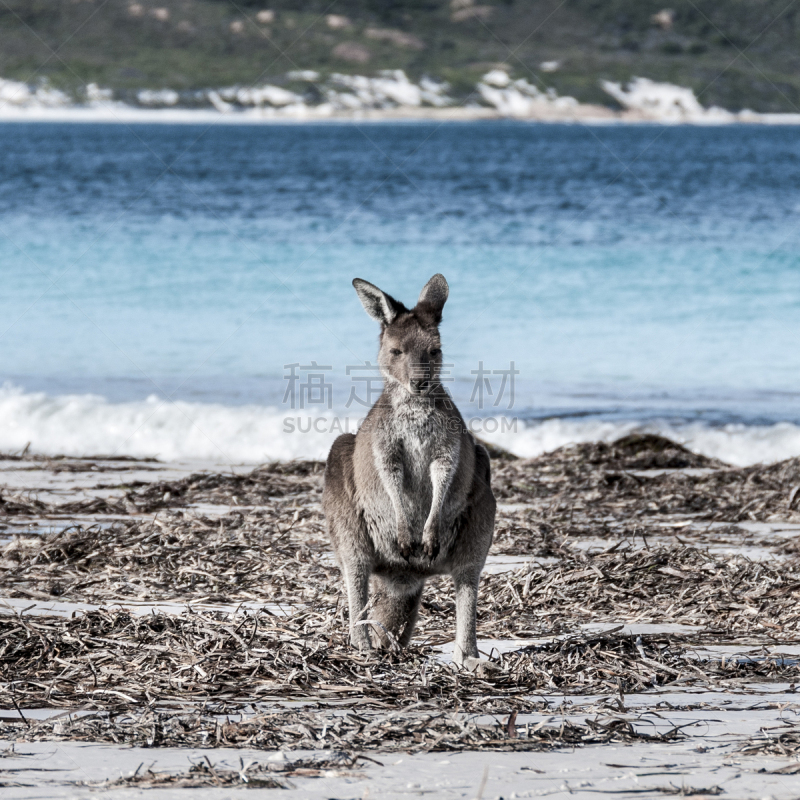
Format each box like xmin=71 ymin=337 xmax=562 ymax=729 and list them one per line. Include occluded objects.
xmin=1 ymin=607 xmax=797 ymax=724
xmin=96 ymin=752 xmax=372 ymax=788
xmin=109 ymin=460 xmax=325 ymax=512
xmin=493 ymin=447 xmax=800 ymax=523
xmin=738 ymin=724 xmax=800 ymax=762
xmin=2 ymin=694 xmax=686 ymax=754
xmin=4 ymin=436 xmax=799 ymax=524
xmin=3 ymin=513 xmax=800 ymax=637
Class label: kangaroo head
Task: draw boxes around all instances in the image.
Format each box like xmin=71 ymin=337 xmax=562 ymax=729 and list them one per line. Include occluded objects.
xmin=353 ymin=274 xmax=449 ymax=397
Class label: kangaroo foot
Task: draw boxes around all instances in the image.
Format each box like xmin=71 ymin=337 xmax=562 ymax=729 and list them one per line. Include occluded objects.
xmin=460 ymin=656 xmax=501 ymax=676
xmin=350 ymin=624 xmax=375 ymax=652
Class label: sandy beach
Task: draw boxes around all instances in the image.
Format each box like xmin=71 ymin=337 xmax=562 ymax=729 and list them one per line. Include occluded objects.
xmin=2 ymin=435 xmax=800 ymax=797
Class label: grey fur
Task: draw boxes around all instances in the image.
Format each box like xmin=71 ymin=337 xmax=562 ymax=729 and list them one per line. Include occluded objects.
xmin=323 ymin=274 xmax=496 ymax=668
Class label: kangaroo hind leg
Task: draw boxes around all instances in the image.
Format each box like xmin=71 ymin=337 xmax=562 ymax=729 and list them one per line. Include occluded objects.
xmin=372 ymin=576 xmax=425 ymax=649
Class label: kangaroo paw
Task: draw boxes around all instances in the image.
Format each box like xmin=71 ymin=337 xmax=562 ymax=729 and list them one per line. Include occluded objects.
xmin=421 ymin=522 xmax=439 ymax=560
xmin=350 ymin=626 xmax=374 ymax=652
xmin=397 ymin=529 xmax=413 ymax=560
xmin=421 ymin=535 xmax=439 ymax=560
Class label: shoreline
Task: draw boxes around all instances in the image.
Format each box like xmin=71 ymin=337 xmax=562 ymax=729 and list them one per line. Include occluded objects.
xmin=6 ymin=71 xmax=800 ymax=126
xmin=4 ymin=103 xmax=800 ymax=126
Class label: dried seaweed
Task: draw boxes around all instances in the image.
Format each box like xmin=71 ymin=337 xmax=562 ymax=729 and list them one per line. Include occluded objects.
xmin=4 ymin=513 xmax=800 ymax=640
xmin=473 ymin=546 xmax=800 ymax=637
xmin=4 ymin=435 xmax=799 ymax=526
xmin=1 ymin=699 xmax=686 ymax=754
xmin=0 ymin=608 xmax=796 ymax=725
xmin=0 ymin=452 xmax=159 ymax=467
xmin=0 ymin=460 xmax=324 ymax=517
xmin=550 ymin=434 xmax=725 ymax=471
xmin=0 ymin=492 xmax=49 ymax=517
xmin=106 ymin=460 xmax=325 ymax=512
xmin=0 ymin=511 xmax=329 ymax=603
xmin=738 ymin=724 xmax=800 ymax=760
xmin=95 ymin=752 xmax=372 ymax=789
xmin=493 ymin=448 xmax=800 ymax=523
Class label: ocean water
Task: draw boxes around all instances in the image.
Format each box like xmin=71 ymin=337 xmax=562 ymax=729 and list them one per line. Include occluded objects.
xmin=1 ymin=121 xmax=799 ymax=465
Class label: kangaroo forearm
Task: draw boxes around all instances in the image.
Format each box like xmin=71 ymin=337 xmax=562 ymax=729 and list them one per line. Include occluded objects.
xmin=374 ymin=457 xmax=409 ymax=527
xmin=427 ymin=454 xmax=458 ymax=520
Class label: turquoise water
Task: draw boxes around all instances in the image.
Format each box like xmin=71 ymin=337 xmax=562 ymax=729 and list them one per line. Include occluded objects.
xmin=1 ymin=122 xmax=798 ymax=462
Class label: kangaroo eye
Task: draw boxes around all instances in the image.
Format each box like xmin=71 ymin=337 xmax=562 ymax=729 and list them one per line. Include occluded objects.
xmin=390 ymin=349 xmax=402 ymax=356
xmin=430 ymin=348 xmax=442 ymax=356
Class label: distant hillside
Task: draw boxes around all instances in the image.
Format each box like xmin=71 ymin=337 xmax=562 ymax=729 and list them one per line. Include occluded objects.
xmin=2 ymin=0 xmax=800 ymax=112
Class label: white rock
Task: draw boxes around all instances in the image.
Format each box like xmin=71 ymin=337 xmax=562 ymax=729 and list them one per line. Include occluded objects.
xmin=512 ymin=78 xmax=542 ymax=98
xmin=482 ymin=69 xmax=510 ymax=88
xmin=477 ymin=74 xmax=578 ymax=117
xmin=137 ymin=89 xmax=179 ymax=107
xmin=207 ymin=90 xmax=233 ymax=113
xmin=329 ymin=71 xmax=424 ymax=108
xmin=326 ymin=89 xmax=363 ymax=110
xmin=85 ymin=84 xmax=113 ymax=105
xmin=601 ymin=77 xmax=735 ymax=122
xmin=0 ymin=79 xmax=70 ymax=108
xmin=236 ymin=85 xmax=300 ymax=107
xmin=0 ymin=79 xmax=32 ymax=106
xmin=419 ymin=77 xmax=452 ymax=107
xmin=373 ymin=70 xmax=421 ymax=106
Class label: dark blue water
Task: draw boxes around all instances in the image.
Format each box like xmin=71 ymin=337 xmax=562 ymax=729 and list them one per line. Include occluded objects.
xmin=0 ymin=122 xmax=798 ymax=462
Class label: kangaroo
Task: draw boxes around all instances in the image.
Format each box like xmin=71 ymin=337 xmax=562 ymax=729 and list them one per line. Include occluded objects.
xmin=323 ymin=274 xmax=496 ymax=669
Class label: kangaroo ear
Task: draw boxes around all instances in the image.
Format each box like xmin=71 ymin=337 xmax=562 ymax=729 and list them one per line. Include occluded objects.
xmin=416 ymin=273 xmax=449 ymax=323
xmin=353 ymin=278 xmax=404 ymax=326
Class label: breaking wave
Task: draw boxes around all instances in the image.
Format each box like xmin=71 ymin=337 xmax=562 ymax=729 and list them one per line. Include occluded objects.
xmin=1 ymin=385 xmax=798 ymax=467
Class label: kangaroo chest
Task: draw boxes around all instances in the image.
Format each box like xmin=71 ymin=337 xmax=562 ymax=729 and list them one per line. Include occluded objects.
xmin=388 ymin=408 xmax=440 ymax=497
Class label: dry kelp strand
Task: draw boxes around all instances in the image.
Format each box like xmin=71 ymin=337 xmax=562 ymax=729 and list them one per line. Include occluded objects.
xmin=738 ymin=722 xmax=800 ymax=763
xmin=94 ymin=752 xmax=374 ymax=789
xmin=2 ymin=703 xmax=687 ymax=754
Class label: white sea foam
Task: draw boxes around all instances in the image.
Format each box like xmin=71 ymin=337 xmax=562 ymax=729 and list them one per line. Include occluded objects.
xmin=1 ymin=385 xmax=798 ymax=467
